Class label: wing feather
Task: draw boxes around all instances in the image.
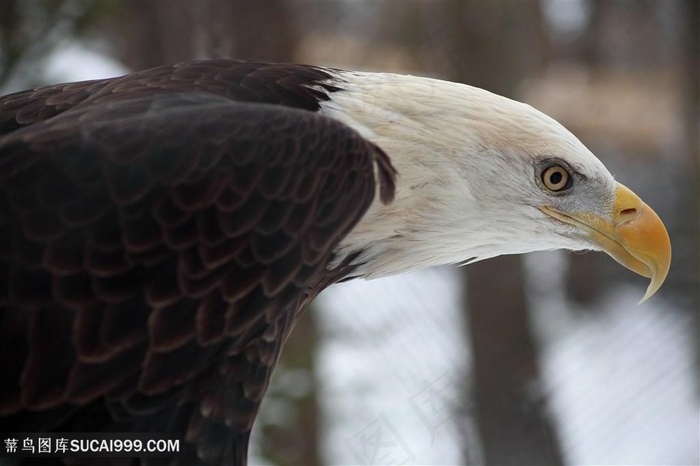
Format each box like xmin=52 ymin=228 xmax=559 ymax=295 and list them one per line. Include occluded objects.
xmin=0 ymin=83 xmax=395 ymax=466
xmin=0 ymin=60 xmax=339 ymax=136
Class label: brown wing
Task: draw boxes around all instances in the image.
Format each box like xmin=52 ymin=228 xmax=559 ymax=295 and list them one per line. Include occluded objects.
xmin=0 ymin=91 xmax=394 ymax=465
xmin=0 ymin=59 xmax=341 ymax=137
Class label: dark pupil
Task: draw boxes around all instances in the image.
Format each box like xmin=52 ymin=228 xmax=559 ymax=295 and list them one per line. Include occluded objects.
xmin=549 ymin=171 xmax=563 ymax=185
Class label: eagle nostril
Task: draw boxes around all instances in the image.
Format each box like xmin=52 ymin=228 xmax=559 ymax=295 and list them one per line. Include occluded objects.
xmin=619 ymin=207 xmax=640 ymax=223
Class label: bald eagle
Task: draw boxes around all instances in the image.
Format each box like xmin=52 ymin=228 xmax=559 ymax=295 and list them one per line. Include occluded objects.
xmin=0 ymin=60 xmax=670 ymax=465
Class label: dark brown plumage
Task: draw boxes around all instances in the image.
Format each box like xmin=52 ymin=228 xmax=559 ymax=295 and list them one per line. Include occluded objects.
xmin=0 ymin=60 xmax=395 ymax=465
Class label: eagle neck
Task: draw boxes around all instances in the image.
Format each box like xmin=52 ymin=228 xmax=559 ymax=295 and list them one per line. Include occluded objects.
xmin=318 ymin=72 xmax=495 ymax=278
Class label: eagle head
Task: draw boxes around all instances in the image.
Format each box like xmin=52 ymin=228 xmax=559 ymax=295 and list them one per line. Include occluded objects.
xmin=323 ymin=70 xmax=671 ymax=302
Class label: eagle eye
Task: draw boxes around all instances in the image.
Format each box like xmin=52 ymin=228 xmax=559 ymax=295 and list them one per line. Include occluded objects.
xmin=541 ymin=163 xmax=572 ymax=192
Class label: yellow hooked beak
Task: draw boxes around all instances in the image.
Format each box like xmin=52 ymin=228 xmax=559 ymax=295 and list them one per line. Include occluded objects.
xmin=542 ymin=182 xmax=671 ymax=303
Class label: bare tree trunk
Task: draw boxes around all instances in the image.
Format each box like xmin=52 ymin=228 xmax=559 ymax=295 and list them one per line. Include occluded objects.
xmin=466 ymin=255 xmax=564 ymax=465
xmin=680 ymin=0 xmax=699 ymax=297
xmin=121 ymin=0 xmax=195 ymax=69
xmin=228 ymin=0 xmax=298 ymax=62
xmin=565 ymin=252 xmax=605 ymax=306
xmin=120 ymin=0 xmax=298 ymax=68
xmin=259 ymin=311 xmax=321 ymax=466
xmin=681 ymin=0 xmax=699 ymax=391
xmin=562 ymin=0 xmax=606 ymax=306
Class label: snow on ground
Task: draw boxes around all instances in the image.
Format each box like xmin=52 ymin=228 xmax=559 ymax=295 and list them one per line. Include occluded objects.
xmin=525 ymin=251 xmax=699 ymax=465
xmin=41 ymin=41 xmax=129 ymax=83
xmin=0 ymin=40 xmax=128 ymax=94
xmin=540 ymin=288 xmax=698 ymax=465
xmin=315 ymin=267 xmax=468 ymax=465
xmin=526 ymin=250 xmax=699 ymax=465
xmin=318 ymin=252 xmax=698 ymax=465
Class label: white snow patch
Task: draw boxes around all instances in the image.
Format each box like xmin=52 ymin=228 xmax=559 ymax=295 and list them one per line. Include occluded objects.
xmin=526 ymin=252 xmax=699 ymax=465
xmin=316 ymin=267 xmax=468 ymax=465
xmin=41 ymin=41 xmax=129 ymax=83
xmin=317 ymin=252 xmax=698 ymax=465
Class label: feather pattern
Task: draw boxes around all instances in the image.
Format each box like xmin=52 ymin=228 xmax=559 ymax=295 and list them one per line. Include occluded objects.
xmin=0 ymin=61 xmax=395 ymax=465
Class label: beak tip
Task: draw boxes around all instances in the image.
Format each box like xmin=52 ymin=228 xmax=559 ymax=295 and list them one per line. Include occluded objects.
xmin=613 ymin=184 xmax=672 ymax=304
xmin=636 ymin=249 xmax=671 ymax=305
xmin=637 ymin=287 xmax=655 ymax=305
xmin=638 ymin=265 xmax=670 ymax=305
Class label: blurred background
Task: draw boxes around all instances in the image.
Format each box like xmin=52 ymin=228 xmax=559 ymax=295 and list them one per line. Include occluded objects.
xmin=0 ymin=1 xmax=697 ymax=464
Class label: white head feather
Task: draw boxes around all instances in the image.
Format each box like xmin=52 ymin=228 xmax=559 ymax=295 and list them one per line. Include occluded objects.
xmin=319 ymin=71 xmax=617 ymax=278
